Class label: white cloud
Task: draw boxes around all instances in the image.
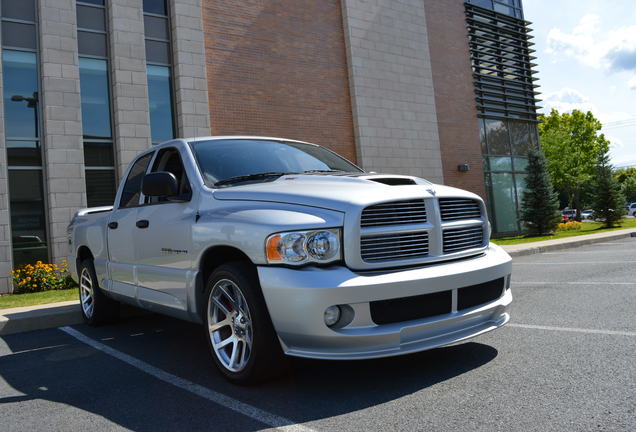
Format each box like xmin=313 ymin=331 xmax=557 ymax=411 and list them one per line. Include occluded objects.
xmin=541 ymin=87 xmax=632 ymax=124
xmin=546 ymin=15 xmax=636 ymax=72
xmin=629 ymin=76 xmax=636 ymax=89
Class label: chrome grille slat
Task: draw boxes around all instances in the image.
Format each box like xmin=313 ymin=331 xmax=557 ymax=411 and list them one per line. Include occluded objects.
xmin=439 ymin=198 xmax=481 ymax=221
xmin=443 ymin=226 xmax=484 ymax=253
xmin=361 ymin=231 xmax=429 ymax=262
xmin=361 ymin=199 xmax=427 ymax=228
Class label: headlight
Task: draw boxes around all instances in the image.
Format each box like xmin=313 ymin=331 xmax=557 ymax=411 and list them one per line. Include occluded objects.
xmin=266 ymin=229 xmax=341 ymax=265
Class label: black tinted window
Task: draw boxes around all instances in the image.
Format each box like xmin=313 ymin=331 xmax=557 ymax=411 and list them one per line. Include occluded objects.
xmin=190 ymin=139 xmax=362 ymax=186
xmin=120 ymin=153 xmax=153 ymax=208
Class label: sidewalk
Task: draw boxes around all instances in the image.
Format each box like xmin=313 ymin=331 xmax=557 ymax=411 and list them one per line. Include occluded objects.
xmin=2 ymin=228 xmax=635 ymax=336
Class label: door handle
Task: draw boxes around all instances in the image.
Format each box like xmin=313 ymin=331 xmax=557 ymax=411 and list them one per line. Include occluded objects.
xmin=136 ymin=219 xmax=150 ymax=229
xmin=108 ymin=221 xmax=118 ymax=229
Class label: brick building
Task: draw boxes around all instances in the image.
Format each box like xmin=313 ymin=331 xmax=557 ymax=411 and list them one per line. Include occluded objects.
xmin=0 ymin=0 xmax=539 ymax=292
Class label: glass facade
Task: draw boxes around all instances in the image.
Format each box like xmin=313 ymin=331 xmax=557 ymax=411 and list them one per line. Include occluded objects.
xmin=77 ymin=0 xmax=117 ymax=207
xmin=1 ymin=0 xmax=49 ymax=266
xmin=143 ymin=0 xmax=175 ymax=144
xmin=465 ymin=1 xmax=539 ymax=234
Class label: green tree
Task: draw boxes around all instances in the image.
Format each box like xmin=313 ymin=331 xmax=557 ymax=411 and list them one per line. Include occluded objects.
xmin=591 ymin=152 xmax=625 ymax=228
xmin=620 ymin=176 xmax=636 ymax=203
xmin=539 ymin=109 xmax=610 ymax=218
xmin=519 ymin=147 xmax=561 ymax=235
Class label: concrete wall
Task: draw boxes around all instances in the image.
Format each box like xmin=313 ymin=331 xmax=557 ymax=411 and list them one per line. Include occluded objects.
xmin=0 ymin=43 xmax=10 ymax=293
xmin=39 ymin=0 xmax=87 ymax=266
xmin=171 ymin=0 xmax=211 ymax=138
xmin=341 ymin=0 xmax=444 ymax=181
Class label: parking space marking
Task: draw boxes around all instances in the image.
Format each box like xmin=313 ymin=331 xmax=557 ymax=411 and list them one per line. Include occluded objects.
xmin=508 ymin=323 xmax=636 ymax=337
xmin=512 ymin=281 xmax=636 ymax=286
xmin=59 ymin=326 xmax=315 ymax=432
xmin=0 ymin=343 xmax=69 ymax=358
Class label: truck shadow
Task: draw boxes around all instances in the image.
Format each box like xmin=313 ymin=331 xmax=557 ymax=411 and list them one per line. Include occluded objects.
xmin=0 ymin=314 xmax=498 ymax=430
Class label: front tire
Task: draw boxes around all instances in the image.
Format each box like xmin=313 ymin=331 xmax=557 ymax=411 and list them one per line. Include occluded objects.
xmin=204 ymin=261 xmax=287 ymax=384
xmin=78 ymin=259 xmax=119 ymax=326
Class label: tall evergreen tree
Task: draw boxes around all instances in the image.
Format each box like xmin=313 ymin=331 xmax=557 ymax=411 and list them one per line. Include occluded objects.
xmin=591 ymin=152 xmax=625 ymax=228
xmin=520 ymin=147 xmax=561 ymax=235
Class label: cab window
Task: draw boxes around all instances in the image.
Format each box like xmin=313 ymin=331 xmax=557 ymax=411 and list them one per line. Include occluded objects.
xmin=145 ymin=148 xmax=191 ymax=204
xmin=119 ymin=153 xmax=153 ymax=208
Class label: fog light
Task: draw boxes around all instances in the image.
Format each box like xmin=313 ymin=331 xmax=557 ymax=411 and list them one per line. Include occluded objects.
xmin=324 ymin=305 xmax=341 ymax=327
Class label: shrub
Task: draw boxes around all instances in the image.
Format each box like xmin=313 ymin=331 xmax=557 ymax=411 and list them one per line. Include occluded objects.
xmin=555 ymin=221 xmax=583 ymax=232
xmin=10 ymin=260 xmax=75 ymax=294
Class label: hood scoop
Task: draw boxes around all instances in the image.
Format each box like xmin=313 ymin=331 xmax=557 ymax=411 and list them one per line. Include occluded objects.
xmin=366 ymin=177 xmax=417 ymax=186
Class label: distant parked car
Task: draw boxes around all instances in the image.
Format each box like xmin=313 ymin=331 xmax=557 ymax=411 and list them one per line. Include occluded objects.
xmin=627 ymin=203 xmax=636 ymax=217
xmin=580 ymin=209 xmax=594 ymax=220
xmin=561 ymin=208 xmax=577 ymax=222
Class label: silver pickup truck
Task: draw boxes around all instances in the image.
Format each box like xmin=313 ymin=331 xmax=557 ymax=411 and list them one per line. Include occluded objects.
xmin=68 ymin=136 xmax=512 ymax=383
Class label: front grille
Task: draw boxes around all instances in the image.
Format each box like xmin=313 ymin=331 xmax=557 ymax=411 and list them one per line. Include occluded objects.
xmin=443 ymin=226 xmax=484 ymax=253
xmin=361 ymin=232 xmax=429 ymax=262
xmin=458 ymin=278 xmax=505 ymax=310
xmin=361 ymin=199 xmax=427 ymax=227
xmin=370 ymin=290 xmax=452 ymax=325
xmin=439 ymin=198 xmax=481 ymax=221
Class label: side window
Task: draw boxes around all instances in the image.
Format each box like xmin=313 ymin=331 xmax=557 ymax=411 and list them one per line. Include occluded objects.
xmin=146 ymin=148 xmax=191 ymax=204
xmin=119 ymin=153 xmax=153 ymax=208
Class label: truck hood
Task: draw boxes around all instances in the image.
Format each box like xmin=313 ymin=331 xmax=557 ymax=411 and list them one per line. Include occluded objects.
xmin=212 ymin=174 xmax=482 ymax=212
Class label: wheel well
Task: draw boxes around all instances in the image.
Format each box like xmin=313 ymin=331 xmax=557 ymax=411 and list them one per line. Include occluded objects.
xmin=76 ymin=246 xmax=94 ymax=271
xmin=196 ymin=246 xmax=255 ymax=318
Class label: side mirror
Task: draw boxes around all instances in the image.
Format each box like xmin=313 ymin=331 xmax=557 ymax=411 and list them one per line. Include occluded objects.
xmin=142 ymin=172 xmax=178 ymax=197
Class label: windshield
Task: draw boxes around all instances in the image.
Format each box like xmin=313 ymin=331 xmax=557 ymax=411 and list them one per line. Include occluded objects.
xmin=189 ymin=139 xmax=363 ymax=186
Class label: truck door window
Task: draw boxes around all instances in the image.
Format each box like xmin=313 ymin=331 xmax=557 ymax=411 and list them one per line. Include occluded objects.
xmin=119 ymin=153 xmax=153 ymax=208
xmin=146 ymin=148 xmax=191 ymax=204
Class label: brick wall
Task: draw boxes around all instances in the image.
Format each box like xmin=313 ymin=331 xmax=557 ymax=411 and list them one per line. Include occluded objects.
xmin=423 ymin=0 xmax=486 ymax=198
xmin=201 ymin=0 xmax=356 ymax=162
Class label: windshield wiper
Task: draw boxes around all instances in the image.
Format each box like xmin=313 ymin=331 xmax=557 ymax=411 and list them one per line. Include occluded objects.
xmin=214 ymin=172 xmax=295 ymax=187
xmin=301 ymin=169 xmax=347 ymax=174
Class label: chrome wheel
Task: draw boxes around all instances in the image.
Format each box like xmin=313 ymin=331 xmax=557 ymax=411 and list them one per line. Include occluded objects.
xmin=80 ymin=267 xmax=95 ymax=318
xmin=207 ymin=279 xmax=253 ymax=373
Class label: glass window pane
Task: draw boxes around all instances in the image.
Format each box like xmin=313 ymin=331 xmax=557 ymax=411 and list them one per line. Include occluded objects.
xmin=478 ymin=118 xmax=487 ymax=154
xmin=143 ymin=0 xmax=167 ymax=16
xmin=8 ymin=169 xmax=48 ymax=266
xmin=514 ymin=173 xmax=527 ymax=213
xmin=77 ymin=5 xmax=106 ymax=31
xmin=85 ymin=169 xmax=117 ymax=207
xmin=2 ymin=50 xmax=38 ymax=139
xmin=84 ymin=141 xmax=114 ymax=167
xmin=484 ymin=118 xmax=510 ymax=155
xmin=1 ymin=21 xmax=37 ymax=50
xmin=147 ymin=65 xmax=174 ymax=143
xmin=1 ymin=0 xmax=36 ymax=21
xmin=509 ymin=120 xmax=531 ymax=155
xmin=490 ymin=172 xmax=519 ymax=233
xmin=469 ymin=0 xmax=492 ymax=8
xmin=79 ymin=58 xmax=112 ymax=139
xmin=7 ymin=140 xmax=41 ymax=166
xmin=77 ymin=0 xmax=104 ymax=5
xmin=489 ymin=156 xmax=512 ymax=171
xmin=78 ymin=31 xmax=107 ymax=57
xmin=513 ymin=157 xmax=528 ymax=172
xmin=493 ymin=3 xmax=513 ymax=15
xmin=144 ymin=15 xmax=169 ymax=40
xmin=145 ymin=39 xmax=170 ymax=64
xmin=120 ymin=153 xmax=153 ymax=208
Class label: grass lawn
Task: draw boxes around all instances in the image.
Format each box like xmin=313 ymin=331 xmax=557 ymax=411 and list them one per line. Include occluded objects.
xmin=0 ymin=288 xmax=78 ymax=310
xmin=492 ymin=217 xmax=636 ymax=246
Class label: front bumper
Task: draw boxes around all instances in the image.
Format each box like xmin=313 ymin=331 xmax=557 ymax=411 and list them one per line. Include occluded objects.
xmin=257 ymin=243 xmax=512 ymax=360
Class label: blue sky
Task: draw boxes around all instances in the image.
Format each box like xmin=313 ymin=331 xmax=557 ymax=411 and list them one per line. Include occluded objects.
xmin=523 ymin=0 xmax=636 ymax=167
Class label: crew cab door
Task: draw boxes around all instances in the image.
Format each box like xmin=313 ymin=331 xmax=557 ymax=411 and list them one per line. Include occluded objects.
xmin=107 ymin=152 xmax=154 ymax=297
xmin=133 ymin=147 xmax=195 ymax=316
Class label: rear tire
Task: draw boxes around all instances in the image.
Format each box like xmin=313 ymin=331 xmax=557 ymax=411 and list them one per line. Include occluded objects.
xmin=78 ymin=259 xmax=119 ymax=326
xmin=203 ymin=261 xmax=287 ymax=384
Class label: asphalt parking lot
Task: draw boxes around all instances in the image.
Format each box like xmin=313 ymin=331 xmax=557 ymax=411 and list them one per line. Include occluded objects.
xmin=1 ymin=238 xmax=635 ymax=431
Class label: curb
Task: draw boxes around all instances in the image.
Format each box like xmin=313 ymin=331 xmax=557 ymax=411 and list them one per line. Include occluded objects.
xmin=501 ymin=228 xmax=636 ymax=257
xmin=0 ymin=300 xmax=82 ymax=336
